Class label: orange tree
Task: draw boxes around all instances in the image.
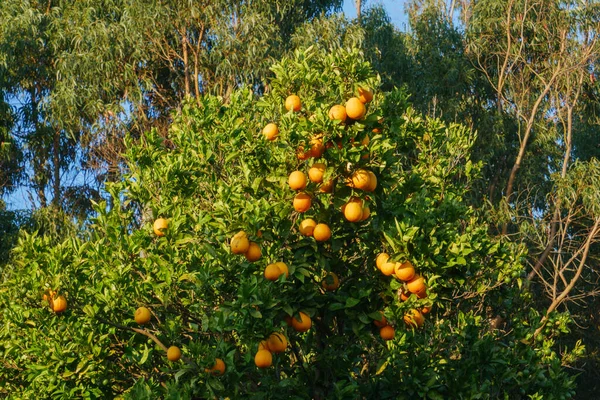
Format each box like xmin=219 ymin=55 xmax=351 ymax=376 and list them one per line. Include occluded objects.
xmin=0 ymin=47 xmax=580 ymax=399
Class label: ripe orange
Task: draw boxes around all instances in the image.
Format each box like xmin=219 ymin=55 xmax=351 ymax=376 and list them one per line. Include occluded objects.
xmin=255 ymin=349 xmax=273 ymax=368
xmin=313 ymin=223 xmax=331 ymax=242
xmin=262 ymin=123 xmax=279 ymax=140
xmin=209 ymin=358 xmax=226 ymax=375
xmin=357 ymin=87 xmax=374 ymax=103
xmin=308 ymin=136 xmax=325 ymax=158
xmin=288 ymin=171 xmax=307 ymax=190
xmin=293 ymin=193 xmax=312 ymax=213
xmin=153 ymin=218 xmax=168 ymax=237
xmin=398 ymin=287 xmax=410 ymax=301
xmin=379 ymin=325 xmax=395 ymax=341
xmin=394 ymin=261 xmax=416 ymax=281
xmin=361 ymin=206 xmax=370 ymax=220
xmin=274 ymin=261 xmax=289 ymax=278
xmin=321 ymin=272 xmax=340 ymax=291
xmin=267 ymin=332 xmax=288 ymax=353
xmin=416 ymin=287 xmax=428 ymax=299
xmin=244 ymin=242 xmax=261 ymax=262
xmin=231 ymin=231 xmax=250 ymax=254
xmin=51 ymin=295 xmax=67 ymax=313
xmin=373 ymin=312 xmax=388 ymax=328
xmin=299 ymin=218 xmax=317 ymax=236
xmin=319 ymin=179 xmax=334 ymax=193
xmin=308 ymin=163 xmax=326 ymax=183
xmin=346 ymin=97 xmax=366 ymax=120
xmin=376 ymin=253 xmax=390 ymax=270
xmin=285 ymin=95 xmax=301 ymax=112
xmin=380 ymin=262 xmax=395 ymax=276
xmin=404 ymin=309 xmax=424 ymax=328
xmin=343 ymin=201 xmax=363 ymax=222
xmin=134 ymin=306 xmax=151 ymax=325
xmin=297 ymin=146 xmax=310 ymax=160
xmin=366 ymin=171 xmax=377 ymax=192
xmin=421 ymin=306 xmax=431 ymax=314
xmin=264 ymin=263 xmax=283 ymax=281
xmin=167 ymin=346 xmax=182 ymax=362
xmin=258 ymin=340 xmax=270 ymax=351
xmin=328 ymin=104 xmax=347 ymax=122
xmin=407 ymin=275 xmax=426 ymax=294
xmin=292 ymin=312 xmax=312 ymax=332
xmin=350 ymin=169 xmax=371 ymax=190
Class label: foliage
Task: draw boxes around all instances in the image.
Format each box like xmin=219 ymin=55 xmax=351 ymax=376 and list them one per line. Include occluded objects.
xmin=0 ymin=47 xmax=578 ymax=399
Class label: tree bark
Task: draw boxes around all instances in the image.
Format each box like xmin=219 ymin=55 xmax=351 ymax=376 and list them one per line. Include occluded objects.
xmin=354 ymin=0 xmax=361 ymax=23
xmin=182 ymin=29 xmax=190 ymax=97
xmin=52 ymin=128 xmax=60 ymax=208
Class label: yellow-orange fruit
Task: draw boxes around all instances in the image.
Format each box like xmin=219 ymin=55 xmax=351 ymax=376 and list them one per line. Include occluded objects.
xmin=319 ymin=179 xmax=334 ymax=193
xmin=267 ymin=332 xmax=288 ymax=353
xmin=293 ymin=193 xmax=312 ymax=213
xmin=394 ymin=261 xmax=416 ymax=281
xmin=321 ymin=272 xmax=340 ymax=291
xmin=360 ymin=206 xmax=370 ymax=220
xmin=343 ymin=201 xmax=363 ymax=222
xmin=297 ymin=146 xmax=309 ymax=160
xmin=153 ymin=218 xmax=168 ymax=237
xmin=421 ymin=306 xmax=431 ymax=314
xmin=404 ymin=309 xmax=425 ymax=328
xmin=357 ymin=87 xmax=374 ymax=103
xmin=308 ymin=163 xmax=326 ymax=183
xmin=346 ymin=97 xmax=366 ymax=120
xmin=291 ymin=312 xmax=312 ymax=332
xmin=51 ymin=295 xmax=67 ymax=313
xmin=350 ymin=169 xmax=371 ymax=191
xmin=134 ymin=306 xmax=152 ymax=325
xmin=244 ymin=242 xmax=261 ymax=262
xmin=398 ymin=287 xmax=410 ymax=301
xmin=379 ymin=325 xmax=395 ymax=341
xmin=285 ymin=95 xmax=301 ymax=112
xmin=380 ymin=262 xmax=395 ymax=276
xmin=376 ymin=253 xmax=390 ymax=270
xmin=373 ymin=312 xmax=388 ymax=328
xmin=167 ymin=346 xmax=182 ymax=362
xmin=407 ymin=275 xmax=426 ymax=294
xmin=288 ymin=171 xmax=307 ymax=190
xmin=265 ymin=263 xmax=283 ymax=281
xmin=274 ymin=261 xmax=289 ymax=278
xmin=308 ymin=136 xmax=325 ymax=158
xmin=209 ymin=358 xmax=226 ymax=375
xmin=328 ymin=104 xmax=347 ymax=122
xmin=231 ymin=231 xmax=250 ymax=254
xmin=299 ymin=218 xmax=317 ymax=236
xmin=313 ymin=223 xmax=331 ymax=242
xmin=258 ymin=340 xmax=269 ymax=351
xmin=366 ymin=171 xmax=378 ymax=192
xmin=262 ymin=123 xmax=279 ymax=140
xmin=254 ymin=349 xmax=273 ymax=368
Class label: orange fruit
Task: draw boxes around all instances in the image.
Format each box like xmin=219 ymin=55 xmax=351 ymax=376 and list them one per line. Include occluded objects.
xmin=357 ymin=87 xmax=373 ymax=103
xmin=51 ymin=295 xmax=67 ymax=313
xmin=274 ymin=261 xmax=289 ymax=278
xmin=398 ymin=287 xmax=410 ymax=301
xmin=244 ymin=242 xmax=261 ymax=262
xmin=262 ymin=123 xmax=279 ymax=140
xmin=421 ymin=306 xmax=431 ymax=314
xmin=167 ymin=346 xmax=182 ymax=362
xmin=231 ymin=231 xmax=250 ymax=254
xmin=328 ymin=105 xmax=347 ymax=122
xmin=376 ymin=253 xmax=390 ymax=270
xmin=285 ymin=95 xmax=301 ymax=112
xmin=379 ymin=325 xmax=395 ymax=341
xmin=346 ymin=97 xmax=366 ymax=120
xmin=258 ymin=340 xmax=270 ymax=351
xmin=291 ymin=312 xmax=312 ymax=332
xmin=209 ymin=358 xmax=226 ymax=375
xmin=299 ymin=218 xmax=317 ymax=236
xmin=403 ymin=309 xmax=424 ymax=328
xmin=134 ymin=306 xmax=151 ymax=325
xmin=153 ymin=218 xmax=168 ymax=237
xmin=380 ymin=262 xmax=395 ymax=276
xmin=319 ymin=179 xmax=334 ymax=193
xmin=308 ymin=163 xmax=326 ymax=183
xmin=313 ymin=223 xmax=331 ymax=242
xmin=407 ymin=275 xmax=426 ymax=294
xmin=264 ymin=263 xmax=283 ymax=281
xmin=373 ymin=312 xmax=388 ymax=328
xmin=308 ymin=136 xmax=325 ymax=158
xmin=288 ymin=171 xmax=307 ymax=190
xmin=416 ymin=287 xmax=428 ymax=299
xmin=321 ymin=272 xmax=340 ymax=291
xmin=343 ymin=201 xmax=363 ymax=222
xmin=366 ymin=171 xmax=377 ymax=192
xmin=394 ymin=261 xmax=416 ymax=281
xmin=267 ymin=332 xmax=288 ymax=353
xmin=361 ymin=206 xmax=370 ymax=220
xmin=350 ymin=169 xmax=371 ymax=190
xmin=293 ymin=193 xmax=312 ymax=213
xmin=297 ymin=146 xmax=309 ymax=160
xmin=254 ymin=349 xmax=273 ymax=368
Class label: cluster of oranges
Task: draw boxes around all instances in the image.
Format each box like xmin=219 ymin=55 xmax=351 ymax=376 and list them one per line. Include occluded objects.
xmin=42 ymin=289 xmax=67 ymax=314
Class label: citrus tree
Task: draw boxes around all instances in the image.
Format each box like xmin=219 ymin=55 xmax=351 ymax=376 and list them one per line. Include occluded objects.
xmin=0 ymin=47 xmax=580 ymax=399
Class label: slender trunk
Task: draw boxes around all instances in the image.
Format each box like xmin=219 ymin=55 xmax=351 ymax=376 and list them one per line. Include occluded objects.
xmin=354 ymin=0 xmax=361 ymax=23
xmin=182 ymin=30 xmax=190 ymax=97
xmin=193 ymin=25 xmax=205 ymax=107
xmin=52 ymin=128 xmax=60 ymax=208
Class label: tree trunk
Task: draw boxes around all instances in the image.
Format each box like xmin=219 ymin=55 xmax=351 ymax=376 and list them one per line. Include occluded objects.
xmin=52 ymin=128 xmax=60 ymax=208
xmin=354 ymin=0 xmax=361 ymax=23
xmin=182 ymin=30 xmax=190 ymax=97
